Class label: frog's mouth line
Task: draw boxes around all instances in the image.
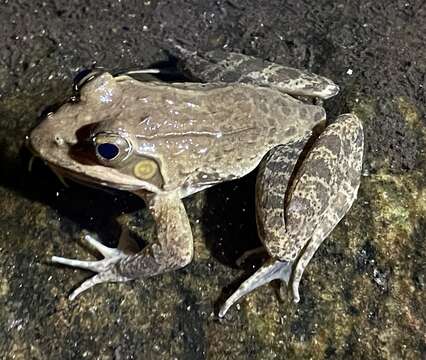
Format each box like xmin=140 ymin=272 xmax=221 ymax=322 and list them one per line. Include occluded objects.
xmin=46 ymin=163 xmax=153 ymax=192
xmin=27 ymin=134 xmax=163 ymax=194
xmin=47 ymin=163 xmax=110 ymax=191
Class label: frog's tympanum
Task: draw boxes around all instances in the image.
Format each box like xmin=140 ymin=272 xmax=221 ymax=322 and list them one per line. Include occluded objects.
xmin=29 ymin=50 xmax=363 ymax=317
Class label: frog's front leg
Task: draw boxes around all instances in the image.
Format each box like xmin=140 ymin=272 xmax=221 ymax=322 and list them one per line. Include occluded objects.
xmin=173 ymin=45 xmax=339 ymax=99
xmin=219 ymin=114 xmax=363 ymax=317
xmin=51 ymin=192 xmax=193 ymax=300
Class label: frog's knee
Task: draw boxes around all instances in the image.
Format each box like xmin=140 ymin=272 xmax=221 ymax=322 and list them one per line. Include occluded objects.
xmin=175 ymin=249 xmax=193 ymax=268
xmin=165 ymin=244 xmax=193 ymax=269
xmin=263 ymin=234 xmax=299 ymax=262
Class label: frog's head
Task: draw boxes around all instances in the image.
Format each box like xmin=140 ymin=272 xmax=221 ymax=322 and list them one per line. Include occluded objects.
xmin=29 ymin=72 xmax=164 ymax=194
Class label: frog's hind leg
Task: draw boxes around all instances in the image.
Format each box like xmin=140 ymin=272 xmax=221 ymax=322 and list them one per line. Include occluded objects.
xmin=51 ymin=192 xmax=193 ymax=300
xmin=220 ymin=114 xmax=364 ymax=316
xmin=219 ymin=137 xmax=309 ymax=317
xmin=237 ymin=56 xmax=340 ymax=99
xmin=292 ymin=113 xmax=364 ymax=302
xmin=171 ymin=44 xmax=339 ymax=99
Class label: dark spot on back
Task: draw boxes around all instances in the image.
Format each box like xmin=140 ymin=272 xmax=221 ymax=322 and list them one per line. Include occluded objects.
xmin=277 ymin=67 xmax=300 ymax=79
xmin=321 ymin=134 xmax=341 ymax=155
xmin=306 ymin=157 xmax=332 ymax=181
xmin=281 ymin=107 xmax=292 ymax=116
xmin=300 ymin=108 xmax=308 ymax=118
xmin=220 ymin=71 xmax=240 ymax=83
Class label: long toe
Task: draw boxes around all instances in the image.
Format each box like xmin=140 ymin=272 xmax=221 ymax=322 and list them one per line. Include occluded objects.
xmin=219 ymin=259 xmax=293 ymax=318
xmin=69 ymin=271 xmax=131 ymax=300
xmin=84 ymin=234 xmax=124 ymax=258
xmin=51 ymin=256 xmax=105 ymax=272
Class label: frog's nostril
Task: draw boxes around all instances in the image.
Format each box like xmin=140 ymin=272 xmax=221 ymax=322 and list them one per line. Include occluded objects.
xmin=54 ymin=134 xmax=64 ymax=146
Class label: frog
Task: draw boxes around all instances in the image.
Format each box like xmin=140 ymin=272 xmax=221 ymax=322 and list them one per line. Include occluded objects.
xmin=29 ymin=48 xmax=364 ymax=318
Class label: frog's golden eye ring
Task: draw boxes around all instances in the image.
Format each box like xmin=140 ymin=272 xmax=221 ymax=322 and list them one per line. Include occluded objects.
xmin=134 ymin=159 xmax=158 ymax=180
xmin=93 ymin=132 xmax=132 ymax=166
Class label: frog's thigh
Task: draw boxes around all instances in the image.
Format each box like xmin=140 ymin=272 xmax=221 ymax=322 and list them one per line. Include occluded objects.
xmin=292 ymin=113 xmax=364 ymax=302
xmin=255 ymin=135 xmax=310 ymax=250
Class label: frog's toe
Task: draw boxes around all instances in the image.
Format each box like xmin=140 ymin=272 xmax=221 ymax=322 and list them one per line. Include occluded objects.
xmin=292 ymin=279 xmax=301 ymax=303
xmin=51 ymin=253 xmax=130 ymax=300
xmin=68 ymin=271 xmax=130 ymax=300
xmin=68 ymin=274 xmax=105 ymax=300
xmin=51 ymin=252 xmax=125 ymax=272
xmin=51 ymin=234 xmax=132 ymax=299
xmin=83 ymin=233 xmax=123 ymax=258
xmin=51 ymin=255 xmax=103 ymax=271
xmin=219 ymin=259 xmax=292 ymax=318
xmin=51 ymin=233 xmax=127 ymax=271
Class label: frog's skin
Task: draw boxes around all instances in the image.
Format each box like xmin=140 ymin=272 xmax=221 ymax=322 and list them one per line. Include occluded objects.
xmin=29 ymin=49 xmax=363 ymax=317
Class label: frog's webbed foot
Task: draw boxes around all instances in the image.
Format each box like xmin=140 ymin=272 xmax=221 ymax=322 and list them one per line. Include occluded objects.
xmin=219 ymin=259 xmax=293 ymax=318
xmin=51 ymin=234 xmax=132 ymax=300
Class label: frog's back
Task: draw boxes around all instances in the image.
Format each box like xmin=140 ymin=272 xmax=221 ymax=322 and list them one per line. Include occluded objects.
xmin=171 ymin=82 xmax=325 ymax=175
xmin=108 ymin=79 xmax=325 ymax=192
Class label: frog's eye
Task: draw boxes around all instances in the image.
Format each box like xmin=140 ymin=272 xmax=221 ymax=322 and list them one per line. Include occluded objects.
xmin=97 ymin=143 xmax=119 ymax=160
xmin=93 ymin=132 xmax=132 ymax=165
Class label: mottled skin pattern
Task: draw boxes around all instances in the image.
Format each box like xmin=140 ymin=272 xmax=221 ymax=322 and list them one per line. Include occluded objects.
xmin=255 ymin=135 xmax=314 ymax=252
xmin=90 ymin=76 xmax=326 ymax=195
xmin=31 ymin=74 xmax=325 ymax=196
xmin=276 ymin=114 xmax=363 ymax=261
xmin=219 ymin=115 xmax=363 ymax=316
xmin=29 ymin=49 xmax=363 ymax=317
xmin=175 ymin=47 xmax=339 ymax=99
xmin=289 ymin=114 xmax=364 ymax=301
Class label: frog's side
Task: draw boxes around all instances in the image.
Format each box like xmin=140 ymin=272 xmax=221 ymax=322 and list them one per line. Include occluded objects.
xmin=29 ymin=49 xmax=363 ymax=317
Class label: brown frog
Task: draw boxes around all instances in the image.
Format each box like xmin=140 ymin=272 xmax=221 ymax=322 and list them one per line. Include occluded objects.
xmin=29 ymin=49 xmax=364 ymax=317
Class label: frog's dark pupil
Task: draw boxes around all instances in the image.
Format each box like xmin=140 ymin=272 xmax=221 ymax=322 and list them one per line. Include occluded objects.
xmin=97 ymin=143 xmax=119 ymax=160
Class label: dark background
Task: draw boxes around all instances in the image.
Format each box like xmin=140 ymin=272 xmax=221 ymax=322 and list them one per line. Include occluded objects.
xmin=0 ymin=1 xmax=425 ymax=359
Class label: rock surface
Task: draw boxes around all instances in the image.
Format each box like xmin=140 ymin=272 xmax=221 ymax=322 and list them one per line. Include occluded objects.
xmin=0 ymin=1 xmax=424 ymax=359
